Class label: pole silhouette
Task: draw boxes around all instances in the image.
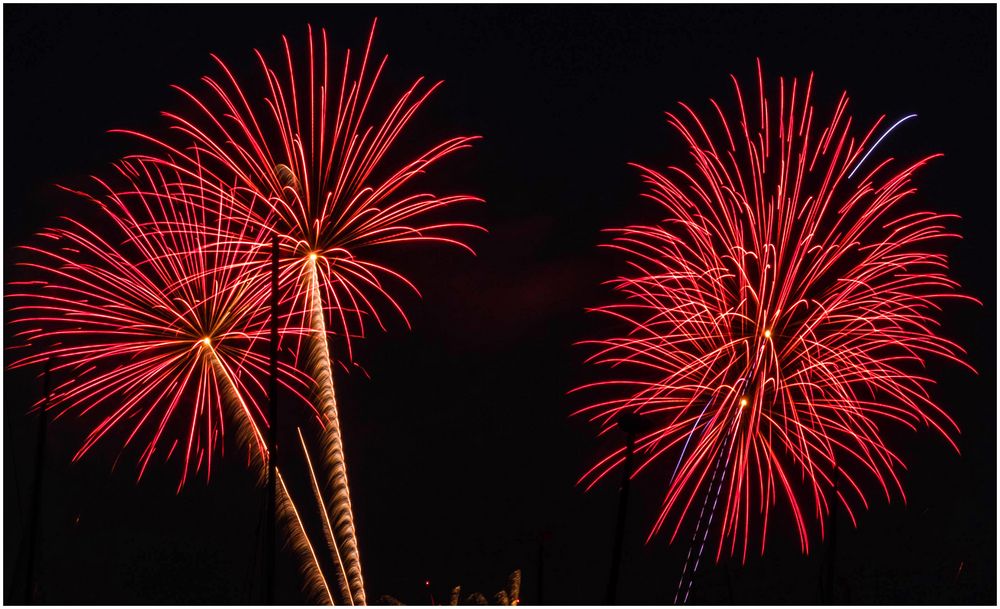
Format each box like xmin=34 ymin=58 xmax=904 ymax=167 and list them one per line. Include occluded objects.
xmin=265 ymin=233 xmax=279 ymax=604
xmin=24 ymin=357 xmax=52 ymax=604
xmin=537 ymin=531 xmax=549 ymax=604
xmin=605 ymin=413 xmax=646 ymax=604
xmin=820 ymin=462 xmax=841 ymax=603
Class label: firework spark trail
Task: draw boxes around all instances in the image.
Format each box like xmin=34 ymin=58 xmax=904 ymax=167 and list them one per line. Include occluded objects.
xmin=669 ymin=396 xmax=714 ymax=486
xmin=209 ymin=348 xmax=336 ymax=605
xmin=577 ymin=61 xmax=977 ymax=565
xmin=683 ymin=413 xmax=741 ymax=604
xmin=122 ymin=23 xmax=481 ymax=604
xmin=275 ymin=470 xmax=337 ymax=605
xmin=848 ymin=114 xmax=918 ymax=179
xmin=672 ymin=432 xmax=727 ymax=604
xmin=673 ymin=413 xmax=738 ymax=604
xmin=299 ymin=427 xmax=354 ymax=605
xmin=305 ymin=259 xmax=365 ymax=604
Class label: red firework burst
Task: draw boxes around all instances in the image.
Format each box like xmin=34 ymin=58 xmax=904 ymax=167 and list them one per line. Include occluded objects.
xmin=576 ymin=63 xmax=977 ymax=565
xmin=127 ymin=21 xmax=482 ymax=358
xmin=8 ymin=160 xmax=315 ymax=488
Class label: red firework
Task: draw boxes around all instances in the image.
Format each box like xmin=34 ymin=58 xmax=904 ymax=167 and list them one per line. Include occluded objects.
xmin=8 ymin=159 xmax=315 ymax=488
xmin=127 ymin=21 xmax=482 ymax=357
xmin=576 ymin=63 xmax=977 ymax=564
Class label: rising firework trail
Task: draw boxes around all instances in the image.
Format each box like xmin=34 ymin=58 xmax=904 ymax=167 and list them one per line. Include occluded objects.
xmin=126 ymin=22 xmax=482 ymax=604
xmin=7 ymin=161 xmax=341 ymax=604
xmin=575 ymin=62 xmax=977 ymax=596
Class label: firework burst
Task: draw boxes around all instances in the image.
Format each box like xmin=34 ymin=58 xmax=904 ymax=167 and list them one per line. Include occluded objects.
xmin=8 ymin=160 xmax=314 ymax=483
xmin=129 ymin=21 xmax=482 ymax=351
xmin=576 ymin=62 xmax=977 ymax=569
xmin=7 ymin=159 xmax=347 ymax=603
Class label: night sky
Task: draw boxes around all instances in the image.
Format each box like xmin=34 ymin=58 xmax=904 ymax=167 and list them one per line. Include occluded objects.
xmin=3 ymin=4 xmax=996 ymax=605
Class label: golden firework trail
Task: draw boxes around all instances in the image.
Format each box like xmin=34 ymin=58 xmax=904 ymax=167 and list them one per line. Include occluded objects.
xmin=304 ymin=259 xmax=366 ymax=604
xmin=208 ymin=345 xmax=337 ymax=605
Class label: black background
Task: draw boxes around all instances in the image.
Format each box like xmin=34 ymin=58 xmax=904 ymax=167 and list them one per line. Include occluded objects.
xmin=3 ymin=4 xmax=996 ymax=605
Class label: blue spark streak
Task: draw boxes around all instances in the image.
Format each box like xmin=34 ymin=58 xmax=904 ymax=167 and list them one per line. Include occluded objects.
xmin=848 ymin=113 xmax=918 ymax=179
